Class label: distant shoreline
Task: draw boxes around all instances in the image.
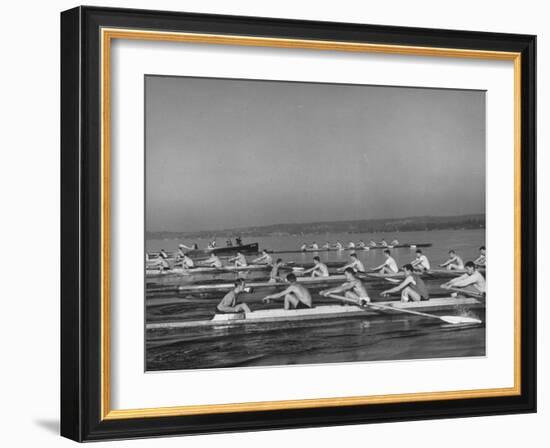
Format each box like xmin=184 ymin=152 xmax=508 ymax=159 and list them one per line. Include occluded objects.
xmin=146 ymin=214 xmax=485 ymax=240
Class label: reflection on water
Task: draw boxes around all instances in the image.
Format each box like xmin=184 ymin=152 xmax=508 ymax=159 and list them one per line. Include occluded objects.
xmin=146 ymin=228 xmax=486 ymax=371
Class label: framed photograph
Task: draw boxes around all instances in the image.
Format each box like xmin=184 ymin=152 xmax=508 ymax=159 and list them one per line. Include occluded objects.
xmin=61 ymin=6 xmax=536 ymax=441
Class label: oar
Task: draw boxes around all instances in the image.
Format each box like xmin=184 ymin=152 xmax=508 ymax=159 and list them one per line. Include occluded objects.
xmin=328 ymin=294 xmax=481 ymax=325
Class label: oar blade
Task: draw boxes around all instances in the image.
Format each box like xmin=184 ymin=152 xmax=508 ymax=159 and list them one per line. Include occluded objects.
xmin=440 ymin=315 xmax=482 ymax=325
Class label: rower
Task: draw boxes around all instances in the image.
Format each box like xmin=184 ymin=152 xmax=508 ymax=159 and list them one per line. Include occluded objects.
xmin=207 ymin=240 xmax=217 ymax=249
xmin=380 ymin=239 xmax=388 ymax=247
xmin=180 ymin=253 xmax=195 ymax=269
xmin=217 ymin=279 xmax=251 ymax=314
xmin=411 ymin=249 xmax=430 ymax=271
xmin=474 ymin=246 xmax=486 ymax=268
xmin=369 ymin=240 xmax=377 ymax=247
xmin=263 ymin=273 xmax=312 ymax=310
xmin=348 ymin=241 xmax=356 ymax=249
xmin=228 ymin=251 xmax=248 ymax=267
xmin=322 ymin=241 xmax=331 ymax=250
xmin=390 ymin=239 xmax=399 ymax=246
xmin=357 ymin=240 xmax=366 ymax=249
xmin=269 ymin=258 xmax=285 ymax=283
xmin=204 ymin=254 xmax=223 ymax=268
xmin=372 ymin=249 xmax=399 ymax=274
xmin=235 ymin=237 xmax=242 ymax=246
xmin=320 ymin=268 xmax=370 ymax=305
xmin=439 ymin=249 xmax=464 ymax=271
xmin=441 ymin=261 xmax=486 ymax=296
xmin=338 ymin=253 xmax=365 ymax=274
xmin=226 ymin=239 xmax=233 ymax=247
xmin=302 ymin=256 xmax=329 ymax=277
xmin=252 ymin=250 xmax=273 ymax=265
xmin=156 ymin=249 xmax=170 ymax=272
xmin=335 ymin=241 xmax=344 ymax=250
xmin=300 ymin=243 xmax=308 ymax=252
xmin=311 ymin=241 xmax=319 ymax=251
xmin=381 ymin=264 xmax=429 ymax=302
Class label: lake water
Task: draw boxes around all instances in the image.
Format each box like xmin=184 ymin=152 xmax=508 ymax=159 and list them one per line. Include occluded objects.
xmin=145 ymin=228 xmax=486 ymax=371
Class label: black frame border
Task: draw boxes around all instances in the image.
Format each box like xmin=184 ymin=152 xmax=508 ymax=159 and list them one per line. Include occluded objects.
xmin=61 ymin=6 xmax=536 ymax=442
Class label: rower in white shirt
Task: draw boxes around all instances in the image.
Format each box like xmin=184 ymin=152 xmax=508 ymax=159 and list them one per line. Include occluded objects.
xmin=411 ymin=249 xmax=430 ymax=271
xmin=372 ymin=249 xmax=399 ymax=274
xmin=228 ymin=252 xmax=248 ymax=267
xmin=441 ymin=261 xmax=486 ymax=296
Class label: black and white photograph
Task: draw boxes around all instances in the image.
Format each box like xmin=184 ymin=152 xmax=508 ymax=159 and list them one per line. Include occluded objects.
xmin=144 ymin=75 xmax=487 ymax=371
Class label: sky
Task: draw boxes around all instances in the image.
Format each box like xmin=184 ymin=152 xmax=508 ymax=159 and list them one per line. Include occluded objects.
xmin=145 ymin=76 xmax=485 ymax=232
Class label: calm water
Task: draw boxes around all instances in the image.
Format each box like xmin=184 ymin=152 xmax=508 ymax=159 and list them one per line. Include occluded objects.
xmin=145 ymin=228 xmax=486 ymax=371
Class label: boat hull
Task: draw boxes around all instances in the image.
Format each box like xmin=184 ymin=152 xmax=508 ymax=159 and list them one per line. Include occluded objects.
xmin=146 ymin=297 xmax=482 ymax=329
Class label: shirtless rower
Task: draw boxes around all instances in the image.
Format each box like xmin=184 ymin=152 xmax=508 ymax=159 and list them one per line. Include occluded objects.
xmin=310 ymin=241 xmax=320 ymax=251
xmin=369 ymin=240 xmax=377 ymax=247
xmin=411 ymin=249 xmax=430 ymax=271
xmin=228 ymin=251 xmax=248 ymax=267
xmin=217 ymin=279 xmax=251 ymax=313
xmin=300 ymin=243 xmax=308 ymax=252
xmin=474 ymin=246 xmax=486 ymax=268
xmin=322 ymin=241 xmax=331 ymax=250
xmin=441 ymin=261 xmax=486 ymax=296
xmin=252 ymin=250 xmax=273 ymax=265
xmin=390 ymin=239 xmax=399 ymax=246
xmin=381 ymin=264 xmax=430 ymax=302
xmin=357 ymin=240 xmax=366 ymax=249
xmin=302 ymin=256 xmax=329 ymax=278
xmin=372 ymin=249 xmax=399 ymax=274
xmin=269 ymin=258 xmax=285 ymax=283
xmin=380 ymin=239 xmax=389 ymax=247
xmin=348 ymin=241 xmax=356 ymax=249
xmin=320 ymin=268 xmax=370 ymax=305
xmin=338 ymin=253 xmax=366 ymax=274
xmin=335 ymin=241 xmax=344 ymax=250
xmin=204 ymin=253 xmax=223 ymax=269
xmin=263 ymin=273 xmax=312 ymax=310
xmin=440 ymin=249 xmax=464 ymax=270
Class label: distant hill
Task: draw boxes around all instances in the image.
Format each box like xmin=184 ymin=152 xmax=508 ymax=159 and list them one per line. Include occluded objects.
xmin=146 ymin=214 xmax=485 ymax=240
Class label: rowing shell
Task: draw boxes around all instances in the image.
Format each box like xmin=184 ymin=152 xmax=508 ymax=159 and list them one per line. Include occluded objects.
xmin=146 ymin=296 xmax=481 ymax=329
xmin=171 ymin=270 xmax=465 ymax=293
xmin=266 ymin=243 xmax=432 ymax=254
xmin=146 ymin=264 xmax=278 ymax=277
xmin=175 ymin=275 xmax=349 ymax=293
